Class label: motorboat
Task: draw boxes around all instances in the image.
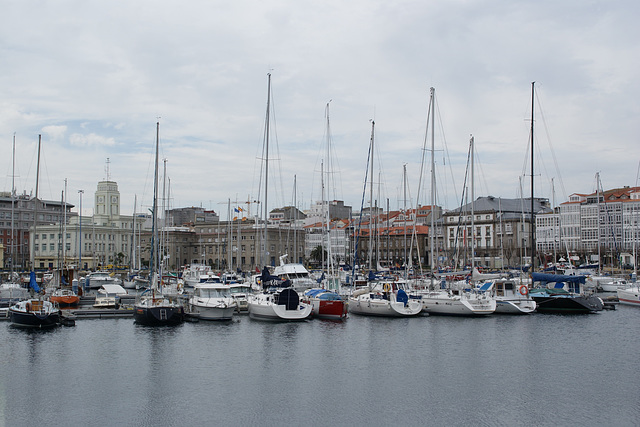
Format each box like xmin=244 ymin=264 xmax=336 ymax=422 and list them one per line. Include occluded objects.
xmin=9 ymin=298 xmax=60 ymax=328
xmin=50 ymin=288 xmax=80 ymax=308
xmin=181 ymin=264 xmax=219 ymax=288
xmin=188 ymin=282 xmax=236 ymax=320
xmin=490 ymin=279 xmax=536 ymax=314
xmin=597 ymin=278 xmax=630 ymax=293
xmin=95 ymin=284 xmax=129 ymax=308
xmin=302 ymin=288 xmax=348 ymax=320
xmin=84 ymin=271 xmax=123 ymax=290
xmin=529 ymin=273 xmax=603 ymax=313
xmin=348 ymin=280 xmax=422 ymax=317
xmin=272 ymin=254 xmax=316 ymax=292
xmin=228 ymin=283 xmax=252 ymax=313
xmin=0 ymin=282 xmax=29 ymax=304
xmin=617 ymin=283 xmax=640 ymax=306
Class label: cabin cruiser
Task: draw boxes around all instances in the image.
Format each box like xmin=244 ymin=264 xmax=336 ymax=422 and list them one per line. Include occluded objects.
xmin=188 ymin=282 xmax=236 ymax=320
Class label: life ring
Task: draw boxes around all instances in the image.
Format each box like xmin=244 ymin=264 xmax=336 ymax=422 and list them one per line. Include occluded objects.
xmin=383 ymin=283 xmax=391 ymax=293
xmin=519 ymin=285 xmax=528 ymax=296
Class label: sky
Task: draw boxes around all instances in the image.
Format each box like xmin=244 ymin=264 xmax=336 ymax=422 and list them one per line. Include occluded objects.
xmin=1 ymin=0 xmax=639 ymax=219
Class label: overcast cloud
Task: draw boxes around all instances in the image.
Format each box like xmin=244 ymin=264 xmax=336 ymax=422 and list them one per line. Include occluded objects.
xmin=1 ymin=0 xmax=638 ymax=217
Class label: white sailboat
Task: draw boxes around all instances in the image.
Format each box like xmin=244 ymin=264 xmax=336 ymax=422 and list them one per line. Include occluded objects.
xmin=347 ymin=120 xmax=422 ymax=317
xmin=247 ymin=73 xmax=311 ymax=321
xmin=417 ymin=89 xmax=495 ymax=316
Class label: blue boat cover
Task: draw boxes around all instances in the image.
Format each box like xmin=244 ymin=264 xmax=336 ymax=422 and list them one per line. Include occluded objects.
xmin=318 ymin=292 xmax=341 ymax=301
xmin=532 ymin=272 xmax=586 ymax=285
xmin=397 ymin=289 xmax=408 ymax=306
xmin=305 ymin=289 xmax=324 ymax=297
xmin=29 ymin=271 xmax=41 ymax=293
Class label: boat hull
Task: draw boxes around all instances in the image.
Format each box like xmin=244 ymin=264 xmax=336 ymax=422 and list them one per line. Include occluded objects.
xmin=134 ymin=305 xmax=185 ymax=326
xmin=494 ymin=299 xmax=536 ymax=314
xmin=348 ymin=294 xmax=422 ymax=317
xmin=311 ymin=299 xmax=348 ymax=320
xmin=50 ymin=295 xmax=80 ymax=308
xmin=189 ymin=304 xmax=235 ymax=320
xmin=419 ymin=292 xmax=496 ymax=316
xmin=616 ymin=287 xmax=640 ymax=306
xmin=9 ymin=307 xmax=60 ymax=328
xmin=532 ymin=295 xmax=603 ymax=313
xmin=248 ymin=290 xmax=311 ymax=321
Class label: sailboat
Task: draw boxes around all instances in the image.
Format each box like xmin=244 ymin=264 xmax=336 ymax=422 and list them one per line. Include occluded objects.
xmin=347 ymin=120 xmax=422 ymax=317
xmin=416 ymin=89 xmax=495 ymax=316
xmin=1 ymin=134 xmax=29 ymax=309
xmin=9 ymin=135 xmax=61 ymax=328
xmin=301 ymin=102 xmax=348 ymax=320
xmin=522 ymin=82 xmax=602 ymax=313
xmin=50 ymin=184 xmax=80 ymax=308
xmin=133 ymin=122 xmax=185 ymax=326
xmin=247 ymin=73 xmax=312 ymax=321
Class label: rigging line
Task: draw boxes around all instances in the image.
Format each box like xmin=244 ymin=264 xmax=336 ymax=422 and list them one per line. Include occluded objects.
xmin=451 ymin=140 xmax=472 ymax=264
xmin=350 ymin=125 xmax=373 ymax=285
xmin=415 ymin=88 xmax=432 ymax=213
xmin=435 ymin=93 xmax=459 ymax=208
xmin=472 ymin=140 xmax=491 ymax=199
xmin=535 ymin=86 xmax=567 ymax=201
xmin=268 ymin=86 xmax=285 ymax=210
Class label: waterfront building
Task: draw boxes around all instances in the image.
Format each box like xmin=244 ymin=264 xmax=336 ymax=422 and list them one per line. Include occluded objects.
xmin=138 ymin=215 xmax=306 ymax=273
xmin=30 ymin=180 xmax=138 ymax=271
xmin=444 ymin=196 xmax=552 ymax=269
xmin=536 ymin=186 xmax=640 ymax=267
xmin=351 ymin=205 xmax=439 ymax=270
xmin=1 ymin=191 xmax=75 ymax=271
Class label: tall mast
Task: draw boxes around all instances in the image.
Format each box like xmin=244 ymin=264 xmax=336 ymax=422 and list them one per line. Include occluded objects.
xmin=470 ymin=135 xmax=475 ymax=274
xmin=150 ymin=121 xmax=160 ymax=289
xmin=530 ymin=81 xmax=536 ymax=271
xmin=63 ymin=179 xmax=67 ymax=276
xmin=262 ymin=73 xmax=271 ymax=267
xmin=10 ymin=134 xmax=15 ymax=278
xmin=31 ymin=134 xmax=41 ymax=271
xmin=429 ymin=88 xmax=436 ymax=285
xmin=325 ymin=101 xmax=335 ymax=280
xmin=367 ymin=120 xmax=375 ymax=270
xmin=293 ymin=175 xmax=297 ymax=263
xmin=403 ymin=164 xmax=407 ymax=278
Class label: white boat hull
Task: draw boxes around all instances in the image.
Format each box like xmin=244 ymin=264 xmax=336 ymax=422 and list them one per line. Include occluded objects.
xmin=494 ymin=299 xmax=536 ymax=314
xmin=348 ymin=294 xmax=422 ymax=317
xmin=420 ymin=291 xmax=496 ymax=316
xmin=617 ymin=287 xmax=640 ymax=306
xmin=189 ymin=303 xmax=236 ymax=320
xmin=248 ymin=291 xmax=311 ymax=321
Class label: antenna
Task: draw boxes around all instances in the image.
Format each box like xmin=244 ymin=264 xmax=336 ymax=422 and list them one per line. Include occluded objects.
xmin=105 ymin=158 xmax=111 ymax=181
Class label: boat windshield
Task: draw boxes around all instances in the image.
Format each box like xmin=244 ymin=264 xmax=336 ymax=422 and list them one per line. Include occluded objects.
xmin=196 ymin=288 xmax=230 ymax=298
xmin=229 ymin=286 xmax=250 ymax=294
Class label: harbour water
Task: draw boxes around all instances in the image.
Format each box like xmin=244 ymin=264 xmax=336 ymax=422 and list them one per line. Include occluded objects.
xmin=1 ymin=305 xmax=639 ymax=427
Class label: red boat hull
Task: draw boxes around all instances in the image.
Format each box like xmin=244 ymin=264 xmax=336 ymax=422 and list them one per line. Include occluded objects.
xmin=50 ymin=295 xmax=80 ymax=308
xmin=313 ymin=299 xmax=348 ymax=320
